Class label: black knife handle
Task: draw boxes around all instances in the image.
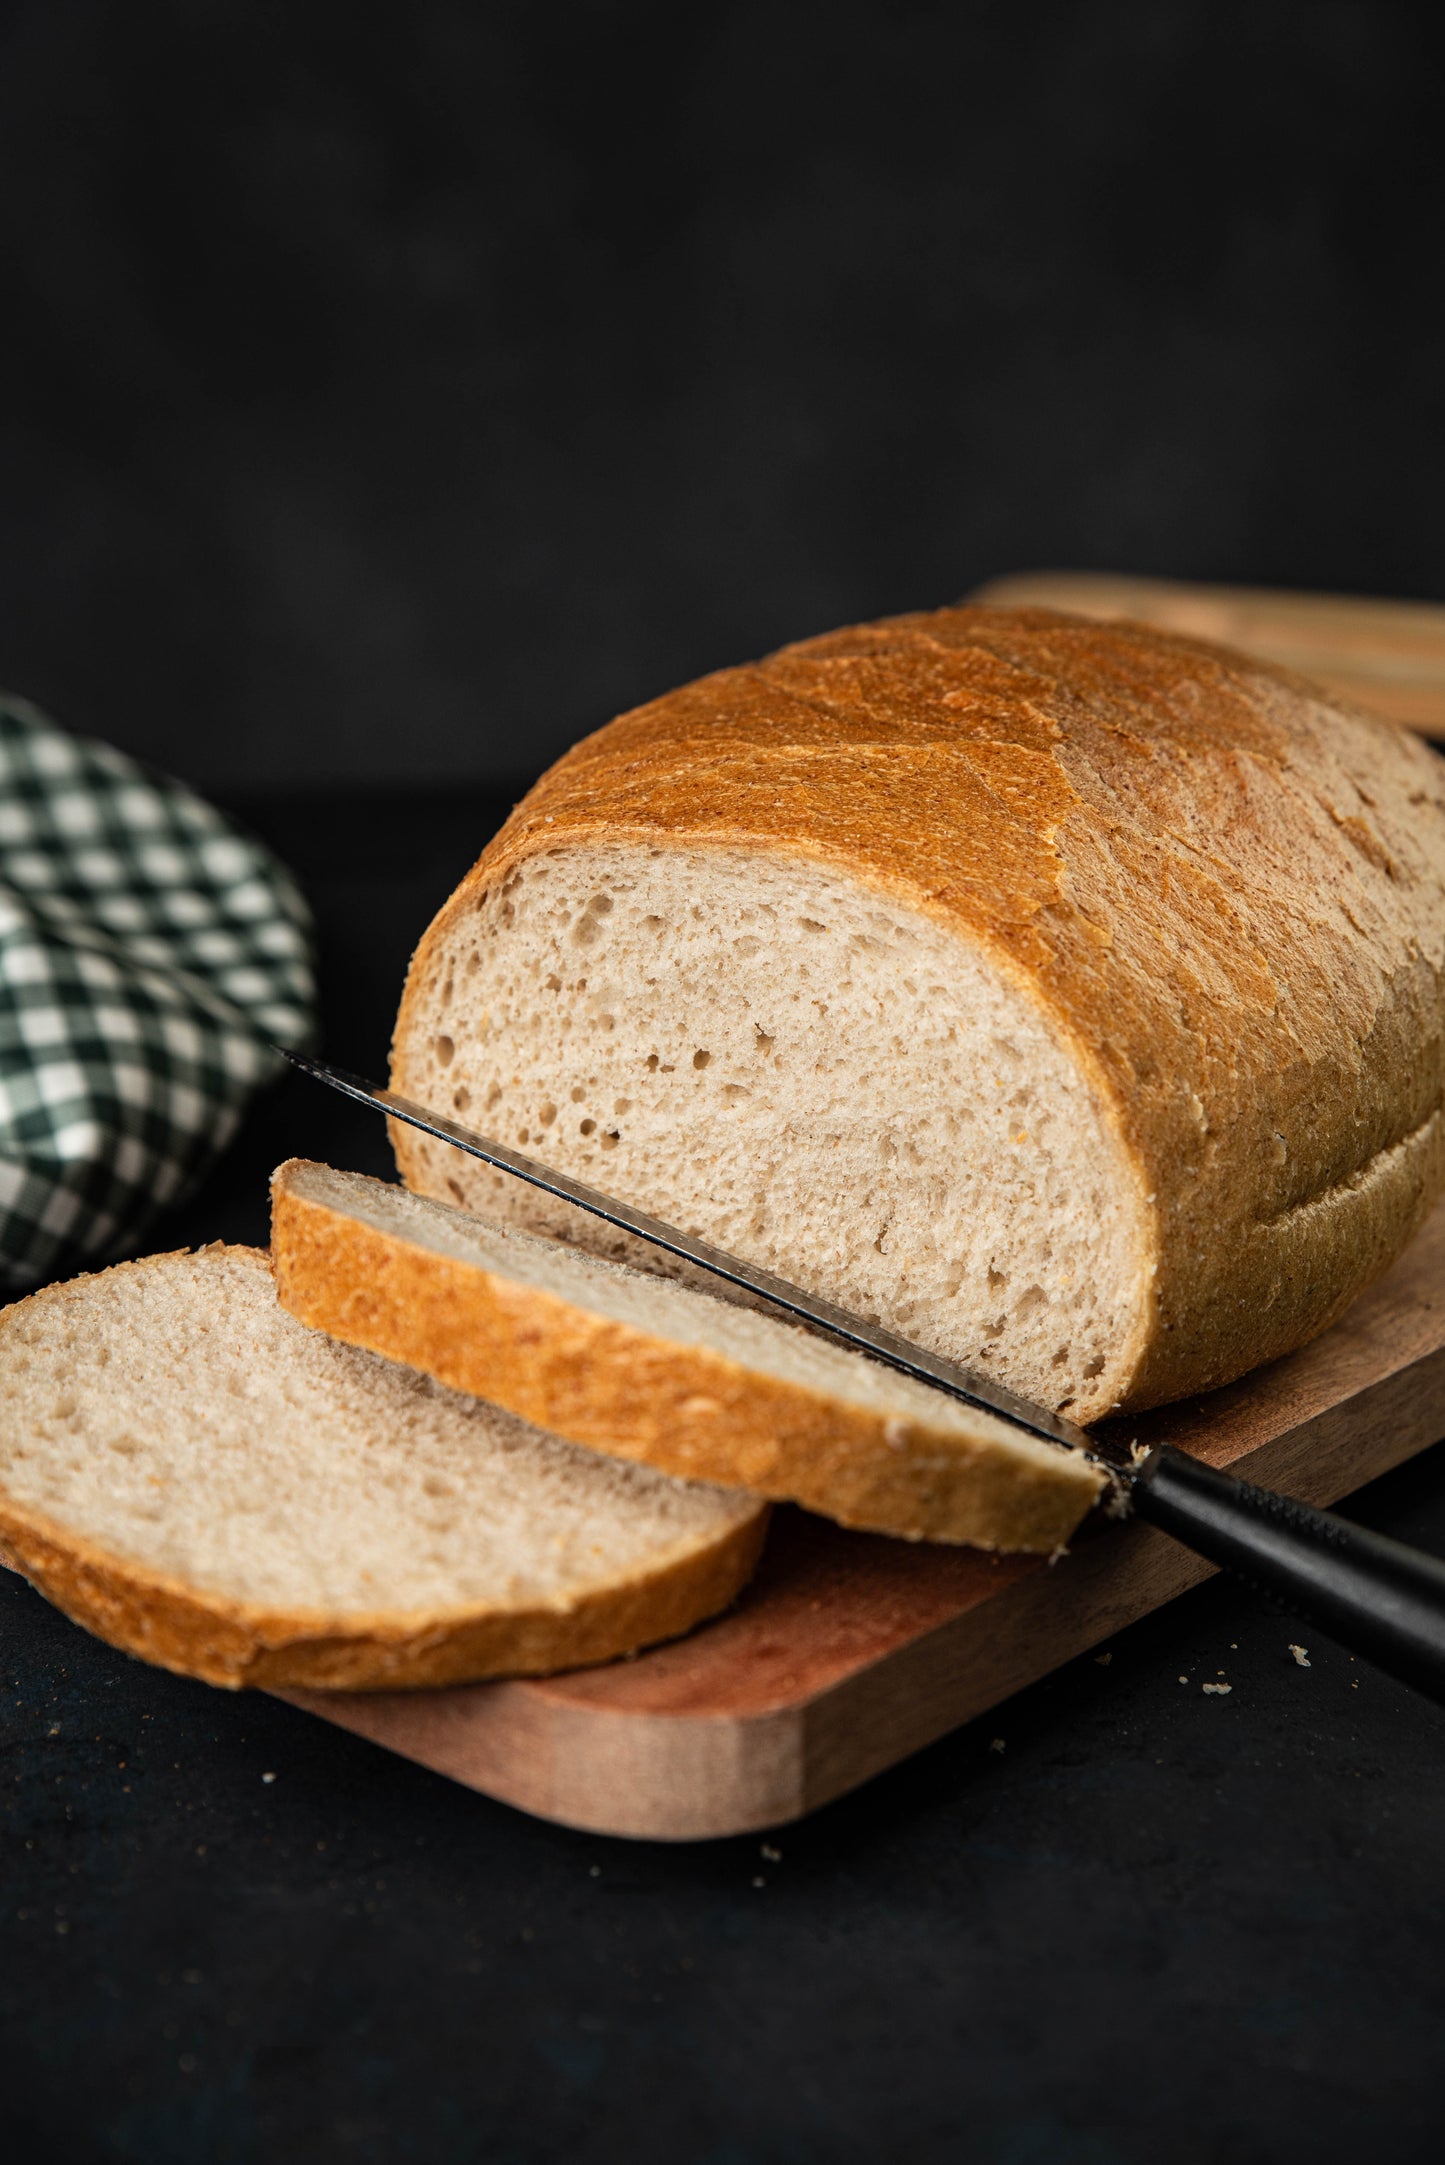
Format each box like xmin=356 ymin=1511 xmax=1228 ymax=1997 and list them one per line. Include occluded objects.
xmin=1132 ymin=1446 xmax=1445 ymax=1704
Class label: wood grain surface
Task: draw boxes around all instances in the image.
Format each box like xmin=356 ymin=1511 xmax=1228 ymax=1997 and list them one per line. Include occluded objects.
xmin=281 ymin=1200 xmax=1445 ymax=1841
xmin=970 ymin=572 xmax=1445 ymax=735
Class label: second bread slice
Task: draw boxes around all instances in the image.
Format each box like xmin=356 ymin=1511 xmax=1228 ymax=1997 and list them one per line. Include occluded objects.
xmin=271 ymin=1160 xmax=1105 ymax=1552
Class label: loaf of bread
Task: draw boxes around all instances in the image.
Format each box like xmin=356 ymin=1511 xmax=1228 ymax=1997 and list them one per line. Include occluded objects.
xmin=0 ymin=1246 xmax=766 ymax=1689
xmin=271 ymin=1159 xmax=1106 ymax=1551
xmin=391 ymin=606 xmax=1445 ymax=1423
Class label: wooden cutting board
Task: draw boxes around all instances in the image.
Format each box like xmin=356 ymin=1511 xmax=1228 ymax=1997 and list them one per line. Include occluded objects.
xmin=281 ymin=1200 xmax=1445 ymax=1841
xmin=969 ymin=572 xmax=1445 ymax=735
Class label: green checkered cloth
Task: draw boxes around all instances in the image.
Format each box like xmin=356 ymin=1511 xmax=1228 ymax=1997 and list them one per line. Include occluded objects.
xmin=0 ymin=694 xmax=316 ymax=1291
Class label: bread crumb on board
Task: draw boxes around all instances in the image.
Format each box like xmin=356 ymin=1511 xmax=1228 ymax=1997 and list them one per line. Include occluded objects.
xmin=1202 ymin=1682 xmax=1232 ymax=1695
xmin=1289 ymin=1643 xmax=1311 ymax=1667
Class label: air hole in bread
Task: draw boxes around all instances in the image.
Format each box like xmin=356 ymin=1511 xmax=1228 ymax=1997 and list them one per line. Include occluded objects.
xmin=693 ymin=1049 xmax=711 ymax=1070
xmin=434 ymin=1035 xmax=455 ymax=1068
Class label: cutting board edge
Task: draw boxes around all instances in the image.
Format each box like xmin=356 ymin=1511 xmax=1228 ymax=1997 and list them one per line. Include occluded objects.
xmin=790 ymin=1340 xmax=1445 ymax=1822
xmin=280 ymin=1338 xmax=1445 ymax=1840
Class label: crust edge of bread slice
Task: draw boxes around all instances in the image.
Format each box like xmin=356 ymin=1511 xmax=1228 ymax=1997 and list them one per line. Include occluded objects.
xmin=270 ymin=1162 xmax=1106 ymax=1554
xmin=0 ymin=1244 xmax=769 ymax=1693
xmin=0 ymin=1482 xmax=769 ymax=1694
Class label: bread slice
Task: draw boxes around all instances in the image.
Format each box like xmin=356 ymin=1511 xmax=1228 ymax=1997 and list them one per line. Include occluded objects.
xmin=389 ymin=606 xmax=1445 ymax=1423
xmin=270 ymin=1159 xmax=1106 ymax=1552
xmin=0 ymin=1244 xmax=767 ymax=1691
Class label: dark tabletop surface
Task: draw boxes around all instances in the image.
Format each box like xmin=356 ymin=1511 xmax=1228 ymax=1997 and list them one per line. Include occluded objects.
xmin=4 ymin=788 xmax=1445 ymax=2165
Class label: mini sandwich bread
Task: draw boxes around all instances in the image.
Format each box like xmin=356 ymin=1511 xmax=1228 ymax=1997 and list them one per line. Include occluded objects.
xmin=390 ymin=606 xmax=1445 ymax=1425
xmin=0 ymin=1246 xmax=767 ymax=1690
xmin=271 ymin=1158 xmax=1107 ymax=1552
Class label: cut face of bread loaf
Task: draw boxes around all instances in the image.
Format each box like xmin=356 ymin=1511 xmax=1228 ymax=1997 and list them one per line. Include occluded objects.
xmin=405 ymin=851 xmax=1148 ymax=1419
xmin=271 ymin=1160 xmax=1107 ymax=1551
xmin=390 ymin=606 xmax=1445 ymax=1421
xmin=0 ymin=1246 xmax=766 ymax=1690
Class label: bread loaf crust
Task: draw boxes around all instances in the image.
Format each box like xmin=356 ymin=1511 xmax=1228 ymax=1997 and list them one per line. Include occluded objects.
xmin=393 ymin=607 xmax=1445 ymax=1414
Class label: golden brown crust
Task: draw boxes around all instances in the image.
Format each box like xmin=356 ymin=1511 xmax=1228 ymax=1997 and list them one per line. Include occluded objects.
xmin=0 ymin=1247 xmax=768 ymax=1691
xmin=0 ymin=1490 xmax=768 ymax=1691
xmin=270 ymin=1164 xmax=1105 ymax=1552
xmin=392 ymin=605 xmax=1445 ymax=1412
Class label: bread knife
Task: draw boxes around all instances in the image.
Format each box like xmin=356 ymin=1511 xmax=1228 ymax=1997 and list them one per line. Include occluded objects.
xmin=283 ymin=1049 xmax=1445 ymax=1703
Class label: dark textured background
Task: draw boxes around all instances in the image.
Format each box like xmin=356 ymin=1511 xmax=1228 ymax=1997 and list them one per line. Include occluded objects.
xmin=6 ymin=7 xmax=1445 ymax=2160
xmin=2 ymin=0 xmax=1443 ymax=789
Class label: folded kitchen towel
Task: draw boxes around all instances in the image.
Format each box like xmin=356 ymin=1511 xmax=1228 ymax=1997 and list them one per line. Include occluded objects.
xmin=0 ymin=694 xmax=315 ymax=1290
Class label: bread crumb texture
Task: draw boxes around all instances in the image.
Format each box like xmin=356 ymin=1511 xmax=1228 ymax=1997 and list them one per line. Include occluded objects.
xmin=0 ymin=1246 xmax=766 ymax=1690
xmin=392 ymin=606 xmax=1445 ymax=1419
